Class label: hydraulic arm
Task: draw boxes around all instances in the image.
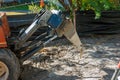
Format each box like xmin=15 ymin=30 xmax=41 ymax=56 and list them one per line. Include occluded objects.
xmin=13 ymin=9 xmax=82 ymax=62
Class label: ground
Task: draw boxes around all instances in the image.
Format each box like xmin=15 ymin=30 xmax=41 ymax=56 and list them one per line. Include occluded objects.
xmin=20 ymin=34 xmax=120 ymax=80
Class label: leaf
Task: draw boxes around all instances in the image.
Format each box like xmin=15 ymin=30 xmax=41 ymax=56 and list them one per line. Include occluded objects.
xmin=95 ymin=11 xmax=101 ymax=19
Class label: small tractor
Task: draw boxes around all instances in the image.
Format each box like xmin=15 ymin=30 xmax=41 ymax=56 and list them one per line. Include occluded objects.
xmin=0 ymin=9 xmax=82 ymax=80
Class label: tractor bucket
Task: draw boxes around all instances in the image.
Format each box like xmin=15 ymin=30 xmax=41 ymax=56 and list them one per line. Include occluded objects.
xmin=57 ymin=19 xmax=83 ymax=57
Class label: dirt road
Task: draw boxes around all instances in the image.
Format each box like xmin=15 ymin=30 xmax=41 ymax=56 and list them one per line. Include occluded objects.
xmin=20 ymin=34 xmax=120 ymax=80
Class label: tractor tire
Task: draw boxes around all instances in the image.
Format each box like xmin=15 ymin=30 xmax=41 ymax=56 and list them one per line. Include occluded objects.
xmin=0 ymin=48 xmax=20 ymax=80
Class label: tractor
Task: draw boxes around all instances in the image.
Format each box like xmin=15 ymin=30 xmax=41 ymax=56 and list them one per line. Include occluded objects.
xmin=0 ymin=9 xmax=82 ymax=80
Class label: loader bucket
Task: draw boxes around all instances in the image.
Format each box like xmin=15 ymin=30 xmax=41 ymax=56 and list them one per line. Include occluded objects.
xmin=56 ymin=19 xmax=83 ymax=57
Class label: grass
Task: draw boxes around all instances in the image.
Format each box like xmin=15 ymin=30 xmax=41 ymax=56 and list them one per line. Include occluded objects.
xmin=0 ymin=4 xmax=29 ymax=11
xmin=0 ymin=3 xmax=41 ymax=15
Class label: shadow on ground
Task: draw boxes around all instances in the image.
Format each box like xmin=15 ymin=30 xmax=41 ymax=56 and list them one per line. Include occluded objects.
xmin=102 ymin=68 xmax=115 ymax=80
xmin=20 ymin=65 xmax=80 ymax=80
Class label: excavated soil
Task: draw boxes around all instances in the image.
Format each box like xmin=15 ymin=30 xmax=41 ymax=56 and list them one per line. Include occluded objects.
xmin=20 ymin=34 xmax=120 ymax=80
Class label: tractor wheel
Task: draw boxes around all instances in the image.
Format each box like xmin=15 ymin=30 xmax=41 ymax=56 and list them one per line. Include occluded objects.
xmin=0 ymin=49 xmax=20 ymax=80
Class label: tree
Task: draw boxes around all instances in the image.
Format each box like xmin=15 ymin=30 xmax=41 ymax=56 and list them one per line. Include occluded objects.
xmin=64 ymin=0 xmax=116 ymax=19
xmin=42 ymin=0 xmax=117 ymax=19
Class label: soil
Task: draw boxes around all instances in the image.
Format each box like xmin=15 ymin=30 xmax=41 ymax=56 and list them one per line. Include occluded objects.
xmin=20 ymin=34 xmax=120 ymax=80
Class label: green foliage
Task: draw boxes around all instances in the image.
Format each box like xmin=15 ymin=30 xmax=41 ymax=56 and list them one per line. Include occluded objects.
xmin=1 ymin=0 xmax=118 ymax=19
xmin=0 ymin=3 xmax=41 ymax=12
xmin=0 ymin=1 xmax=41 ymax=13
xmin=45 ymin=0 xmax=64 ymax=10
xmin=28 ymin=2 xmax=41 ymax=13
xmin=44 ymin=0 xmax=116 ymax=19
xmin=79 ymin=0 xmax=115 ymax=19
xmin=66 ymin=0 xmax=115 ymax=19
